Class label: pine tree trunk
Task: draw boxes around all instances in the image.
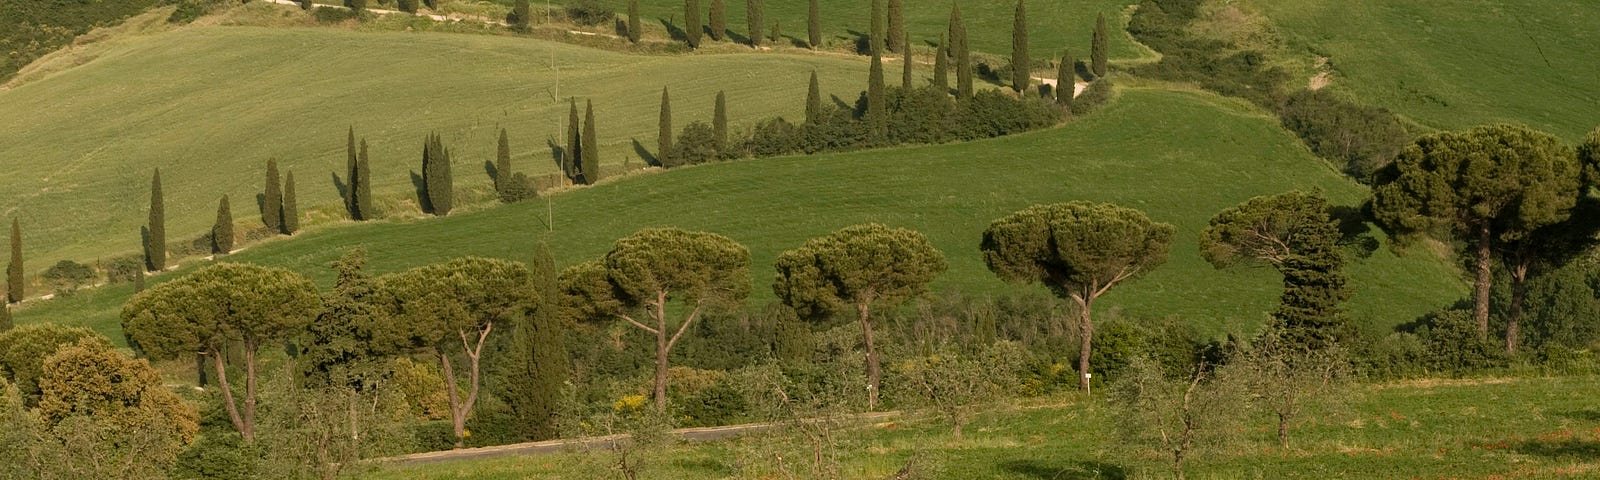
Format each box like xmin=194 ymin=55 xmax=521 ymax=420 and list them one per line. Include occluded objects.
xmin=654 ymin=306 xmax=670 ymax=411
xmin=1474 ymin=225 xmax=1492 ymax=339
xmin=244 ymin=345 xmax=257 ymax=443
xmin=1508 ymin=258 xmax=1529 ymax=354
xmin=440 ymin=351 xmax=466 ymax=448
xmin=211 ymin=351 xmax=250 ymax=443
xmin=859 ymin=302 xmax=881 ymax=410
xmin=1076 ymin=297 xmax=1094 ymax=393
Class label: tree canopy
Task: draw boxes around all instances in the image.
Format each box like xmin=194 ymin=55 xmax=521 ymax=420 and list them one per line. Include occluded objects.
xmin=1200 ymin=191 xmax=1350 ymax=347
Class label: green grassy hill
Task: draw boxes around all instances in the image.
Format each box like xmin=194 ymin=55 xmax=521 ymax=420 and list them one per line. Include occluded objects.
xmin=17 ymin=87 xmax=1465 ymax=345
xmin=1257 ymin=0 xmax=1599 ymax=140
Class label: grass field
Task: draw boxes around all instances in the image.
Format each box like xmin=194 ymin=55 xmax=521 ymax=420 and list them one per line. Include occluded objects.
xmin=0 ymin=23 xmax=882 ymax=276
xmin=359 ymin=375 xmax=1600 ymax=479
xmin=16 ymin=87 xmax=1465 ymax=346
xmin=1255 ymin=0 xmax=1600 ymax=141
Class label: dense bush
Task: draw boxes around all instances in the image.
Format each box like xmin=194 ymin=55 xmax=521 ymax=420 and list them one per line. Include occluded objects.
xmin=1071 ymin=77 xmax=1116 ymax=116
xmin=1127 ymin=0 xmax=1288 ymax=108
xmin=668 ymin=121 xmax=722 ymax=167
xmin=167 ymin=0 xmax=228 ymax=24
xmin=1278 ymin=89 xmax=1412 ymax=181
xmin=1398 ymin=309 xmax=1508 ymax=376
xmin=1 ymin=0 xmax=162 ymax=79
xmin=101 ymin=256 xmax=144 ymax=284
xmin=564 ymin=0 xmax=614 ymax=26
xmin=741 ymin=117 xmax=804 ymax=158
xmin=944 ymin=89 xmax=1060 ymax=141
xmin=496 ymin=172 xmax=537 ymax=203
xmin=397 ymin=0 xmax=418 ymax=13
xmin=173 ymin=433 xmax=262 ymax=480
xmin=41 ymin=260 xmax=95 ymax=295
xmin=1491 ymin=259 xmax=1600 ymax=354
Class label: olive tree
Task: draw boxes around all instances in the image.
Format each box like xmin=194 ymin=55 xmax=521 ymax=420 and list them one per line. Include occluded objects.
xmin=1373 ymin=124 xmax=1581 ymax=341
xmin=559 ymin=228 xmax=750 ymax=411
xmin=980 ymin=202 xmax=1174 ymax=392
xmin=372 ymin=257 xmax=532 ymax=448
xmin=773 ymin=223 xmax=946 ymax=409
xmin=120 ymin=263 xmax=322 ymax=443
xmin=1199 ymin=191 xmax=1350 ymax=347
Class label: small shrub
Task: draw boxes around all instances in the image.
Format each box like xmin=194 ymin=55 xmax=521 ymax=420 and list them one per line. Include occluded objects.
xmin=397 ymin=0 xmax=418 ymax=13
xmin=172 ymin=433 xmax=262 ymax=480
xmin=1278 ymin=89 xmax=1411 ymax=181
xmin=344 ymin=0 xmax=368 ymax=13
xmin=742 ymin=118 xmax=803 ymax=158
xmin=1071 ymin=77 xmax=1116 ymax=116
xmin=668 ymin=122 xmax=721 ymax=167
xmin=312 ymin=6 xmax=355 ymax=22
xmin=41 ymin=260 xmax=95 ymax=295
xmin=101 ymin=256 xmax=144 ymax=284
xmin=497 ymin=172 xmax=538 ymax=203
xmin=167 ymin=0 xmax=227 ymax=24
xmin=1409 ymin=309 xmax=1507 ymax=376
xmin=564 ymin=0 xmax=614 ymax=26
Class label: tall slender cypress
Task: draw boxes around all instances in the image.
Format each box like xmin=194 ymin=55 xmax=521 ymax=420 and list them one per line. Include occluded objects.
xmin=282 ymin=171 xmax=299 ymax=234
xmin=1091 ymin=13 xmax=1108 ymax=78
xmin=708 ymin=0 xmax=725 ymax=41
xmin=870 ymin=0 xmax=884 ymax=54
xmin=263 ymin=159 xmax=282 ymax=232
xmin=356 ymin=139 xmax=372 ymax=220
xmin=685 ymin=0 xmax=702 ymax=48
xmin=566 ymin=99 xmax=581 ymax=183
xmin=213 ymin=196 xmax=234 ymax=255
xmin=499 ymin=242 xmax=569 ymax=440
xmin=805 ymin=71 xmax=822 ymax=125
xmin=147 ymin=169 xmax=165 ymax=272
xmin=746 ymin=0 xmax=763 ymax=47
xmin=420 ymin=136 xmax=433 ymax=213
xmin=713 ymin=91 xmax=728 ymax=151
xmin=1010 ymin=0 xmax=1029 ymax=94
xmin=627 ymin=0 xmax=641 ymax=43
xmin=807 ymin=0 xmax=820 ymax=48
xmin=658 ymin=87 xmax=674 ymax=166
xmin=887 ymin=0 xmax=903 ymax=53
xmin=6 ymin=219 xmax=19 ymax=303
xmin=868 ymin=50 xmax=886 ymax=140
xmin=424 ymin=134 xmax=454 ymax=216
xmin=933 ymin=33 xmax=949 ymax=92
xmin=950 ymin=4 xmax=972 ymax=98
xmin=1057 ymin=49 xmax=1074 ymax=109
xmin=346 ymin=127 xmax=358 ymax=219
xmin=496 ymin=128 xmax=512 ymax=194
xmin=581 ymin=100 xmax=600 ymax=184
xmin=901 ymin=35 xmax=914 ymax=90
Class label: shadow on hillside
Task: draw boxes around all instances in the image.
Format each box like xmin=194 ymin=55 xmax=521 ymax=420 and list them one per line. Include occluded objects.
xmin=546 ymin=139 xmax=567 ymax=170
xmin=1514 ymin=439 xmax=1600 ymax=459
xmin=1330 ymin=204 xmax=1380 ymax=259
xmin=846 ymin=29 xmax=870 ymax=54
xmin=1553 ymin=409 xmax=1600 ymax=422
xmin=658 ymin=18 xmax=686 ymax=43
xmin=1002 ymin=460 xmax=1126 ymax=480
xmin=409 ymin=171 xmax=432 ymax=214
xmin=632 ymin=138 xmax=660 ymax=167
xmin=483 ymin=160 xmax=499 ymax=185
xmin=724 ymin=30 xmax=751 ymax=46
xmin=330 ymin=172 xmax=353 ymax=215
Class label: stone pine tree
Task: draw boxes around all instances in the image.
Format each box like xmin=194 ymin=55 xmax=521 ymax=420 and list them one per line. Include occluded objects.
xmin=356 ymin=139 xmax=373 ymax=220
xmin=282 ymin=171 xmax=299 ymax=235
xmin=494 ymin=243 xmax=568 ymax=441
xmin=746 ymin=0 xmax=763 ymax=47
xmin=627 ymin=0 xmax=641 ymax=43
xmin=263 ymin=159 xmax=282 ymax=233
xmin=1091 ymin=13 xmax=1108 ymax=78
xmin=1200 ymin=192 xmax=1351 ymax=348
xmin=934 ymin=33 xmax=949 ymax=92
xmin=6 ymin=219 xmax=19 ymax=303
xmin=870 ymin=0 xmax=884 ymax=54
xmin=1373 ymin=125 xmax=1581 ymax=339
xmin=685 ymin=0 xmax=702 ymax=48
xmin=558 ymin=228 xmax=750 ymax=411
xmin=901 ymin=35 xmax=914 ymax=90
xmin=1057 ymin=48 xmax=1074 ymax=109
xmin=713 ymin=91 xmax=729 ymax=152
xmin=805 ymin=71 xmax=822 ymax=125
xmin=658 ymin=87 xmax=673 ymax=166
xmin=807 ymin=0 xmax=820 ymax=48
xmin=1010 ymin=0 xmax=1029 ymax=94
xmin=708 ymin=0 xmax=725 ymax=41
xmin=950 ymin=4 xmax=972 ymax=98
xmin=867 ymin=49 xmax=887 ymax=140
xmin=981 ymin=202 xmax=1175 ymax=392
xmin=346 ymin=127 xmax=359 ymax=219
xmin=146 ymin=169 xmax=165 ymax=272
xmin=496 ymin=128 xmax=512 ymax=195
xmin=773 ymin=224 xmax=946 ymax=410
xmin=581 ymin=100 xmax=600 ymax=184
xmin=213 ymin=196 xmax=234 ymax=255
xmin=887 ymin=0 xmax=903 ymax=53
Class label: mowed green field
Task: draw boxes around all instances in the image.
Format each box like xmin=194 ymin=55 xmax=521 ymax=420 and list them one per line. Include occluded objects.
xmin=1255 ymin=0 xmax=1600 ymax=140
xmin=0 ymin=25 xmax=880 ymax=276
xmin=362 ymin=376 xmax=1600 ymax=479
xmin=16 ymin=88 xmax=1465 ymax=345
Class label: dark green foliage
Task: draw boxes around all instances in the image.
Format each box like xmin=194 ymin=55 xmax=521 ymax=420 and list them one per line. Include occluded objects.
xmin=213 ymin=196 xmax=233 ymax=255
xmin=146 ymin=169 xmax=165 ymax=272
xmin=945 ymin=89 xmax=1060 ymax=140
xmin=885 ymin=86 xmax=953 ymax=144
xmin=6 ymin=219 xmax=18 ymax=303
xmin=168 ymin=0 xmax=226 ymax=25
xmin=0 ymin=304 xmax=10 ymax=333
xmin=581 ymin=101 xmax=600 ymax=184
xmin=564 ymin=0 xmax=613 ymax=26
xmin=1278 ymin=89 xmax=1412 ymax=181
xmin=102 ymin=256 xmax=142 ymax=284
xmin=1491 ymin=259 xmax=1600 ymax=355
xmin=300 ymin=0 xmax=313 ymax=10
xmin=886 ymin=0 xmax=904 ymax=53
xmin=746 ymin=0 xmax=763 ymax=47
xmin=345 ymin=0 xmax=367 ymax=14
xmin=346 ymin=127 xmax=358 ymax=220
xmin=40 ymin=260 xmax=94 ymax=295
xmin=713 ymin=91 xmax=729 ymax=151
xmin=490 ymin=243 xmax=568 ymax=441
xmin=901 ymin=36 xmax=914 ymax=90
xmin=1201 ymin=192 xmax=1351 ymax=348
xmin=867 ymin=51 xmax=887 ymax=141
xmin=658 ymin=87 xmax=673 ymax=165
xmin=805 ymin=71 xmax=822 ymax=125
xmin=869 ymin=0 xmax=884 ymax=54
xmin=949 ymin=4 xmax=972 ymax=98
xmin=685 ymin=0 xmax=702 ymax=48
xmin=740 ymin=117 xmax=803 ymax=157
xmin=566 ymin=99 xmax=580 ymax=182
xmin=806 ymin=0 xmax=820 ymax=48
xmin=1010 ymin=0 xmax=1029 ymax=93
xmin=626 ymin=0 xmax=641 ymax=42
xmin=0 ymin=0 xmax=161 ymax=81
xmin=1091 ymin=13 xmax=1108 ymax=78
xmin=933 ymin=34 xmax=949 ymax=93
xmin=356 ymin=139 xmax=373 ymax=220
xmin=1412 ymin=309 xmax=1507 ymax=376
xmin=1070 ymin=75 xmax=1114 ymax=115
xmin=668 ymin=121 xmax=720 ymax=167
xmin=770 ymin=20 xmax=780 ymax=44
xmin=0 ymin=324 xmax=109 ymax=403
xmin=1580 ymin=128 xmax=1600 ymax=186
xmin=263 ymin=159 xmax=282 ymax=233
xmin=397 ymin=0 xmax=417 ymax=14
xmin=298 ymin=249 xmax=395 ymax=390
xmin=495 ymin=128 xmax=512 ymax=195
xmin=1127 ymin=0 xmax=1289 ymax=107
xmin=173 ymin=433 xmax=261 ymax=480
xmin=281 ymin=171 xmax=299 ymax=235
xmin=509 ymin=0 xmax=531 ymax=31
xmin=708 ymin=0 xmax=725 ymax=41
xmin=422 ymin=133 xmax=454 ymax=216
xmin=1057 ymin=49 xmax=1074 ymax=109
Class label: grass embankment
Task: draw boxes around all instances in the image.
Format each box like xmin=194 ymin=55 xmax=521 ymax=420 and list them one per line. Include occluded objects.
xmin=1255 ymin=0 xmax=1599 ymax=140
xmin=361 ymin=375 xmax=1600 ymax=479
xmin=18 ymin=88 xmax=1464 ymax=346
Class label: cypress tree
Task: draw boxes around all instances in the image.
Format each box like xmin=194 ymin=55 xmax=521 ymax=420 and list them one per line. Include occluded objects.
xmin=512 ymin=0 xmax=531 ymax=31
xmin=627 ymin=0 xmax=641 ymax=43
xmin=1057 ymin=48 xmax=1074 ymax=109
xmin=805 ymin=70 xmax=822 ymax=125
xmin=6 ymin=218 xmax=19 ymax=303
xmin=870 ymin=0 xmax=884 ymax=55
xmin=659 ymin=87 xmax=673 ymax=166
xmin=147 ymin=169 xmax=165 ymax=272
xmin=282 ymin=171 xmax=300 ymax=235
xmin=950 ymin=4 xmax=972 ymax=98
xmin=708 ymin=0 xmax=725 ymax=42
xmin=746 ymin=0 xmax=763 ymax=47
xmin=426 ymin=134 xmax=454 ymax=215
xmin=868 ymin=50 xmax=886 ymax=140
xmin=901 ymin=35 xmax=913 ymax=90
xmin=933 ymin=33 xmax=949 ymax=92
xmin=807 ymin=0 xmax=820 ymax=49
xmin=213 ymin=196 xmax=234 ymax=255
xmin=566 ymin=99 xmax=581 ymax=183
xmin=1011 ymin=0 xmax=1029 ymax=94
xmin=887 ymin=0 xmax=903 ymax=54
xmin=1091 ymin=13 xmax=1108 ymax=78
xmin=498 ymin=242 xmax=569 ymax=440
xmin=685 ymin=0 xmax=702 ymax=48
xmin=346 ymin=127 xmax=358 ymax=219
xmin=134 ymin=267 xmax=144 ymax=293
xmin=356 ymin=139 xmax=372 ymax=220
xmin=420 ymin=136 xmax=433 ymax=213
xmin=263 ymin=159 xmax=282 ymax=233
xmin=496 ymin=128 xmax=512 ymax=195
xmin=582 ymin=100 xmax=600 ymax=184
xmin=713 ymin=91 xmax=728 ymax=152
xmin=0 ymin=304 xmax=10 ymax=332
xmin=771 ymin=20 xmax=781 ymax=44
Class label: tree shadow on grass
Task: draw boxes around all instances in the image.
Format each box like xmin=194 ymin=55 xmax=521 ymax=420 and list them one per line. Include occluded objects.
xmin=659 ymin=18 xmax=686 ymax=43
xmin=483 ymin=160 xmax=499 ymax=185
xmin=1002 ymin=460 xmax=1126 ymax=480
xmin=1514 ymin=439 xmax=1600 ymax=460
xmin=409 ymin=170 xmax=432 ymax=214
xmin=1553 ymin=409 xmax=1600 ymax=422
xmin=631 ymin=138 xmax=660 ymax=167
